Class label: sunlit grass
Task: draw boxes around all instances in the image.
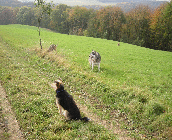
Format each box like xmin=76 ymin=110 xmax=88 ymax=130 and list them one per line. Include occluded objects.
xmin=0 ymin=24 xmax=172 ymax=139
xmin=0 ymin=42 xmax=116 ymax=139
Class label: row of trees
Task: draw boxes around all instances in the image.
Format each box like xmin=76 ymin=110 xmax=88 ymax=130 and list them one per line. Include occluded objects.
xmin=0 ymin=1 xmax=171 ymax=51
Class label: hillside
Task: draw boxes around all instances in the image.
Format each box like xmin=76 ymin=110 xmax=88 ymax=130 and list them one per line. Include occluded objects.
xmin=116 ymin=1 xmax=167 ymax=12
xmin=0 ymin=24 xmax=172 ymax=139
xmin=0 ymin=0 xmax=34 ymax=7
xmin=0 ymin=0 xmax=167 ymax=11
xmin=82 ymin=1 xmax=167 ymax=12
xmin=98 ymin=0 xmax=156 ymax=3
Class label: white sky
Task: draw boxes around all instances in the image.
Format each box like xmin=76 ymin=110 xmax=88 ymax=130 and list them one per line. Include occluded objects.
xmin=18 ymin=0 xmax=171 ymax=6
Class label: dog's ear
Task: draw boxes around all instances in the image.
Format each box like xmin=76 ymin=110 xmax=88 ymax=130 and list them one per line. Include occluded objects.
xmin=58 ymin=78 xmax=63 ymax=82
xmin=51 ymin=79 xmax=63 ymax=90
xmin=54 ymin=80 xmax=60 ymax=87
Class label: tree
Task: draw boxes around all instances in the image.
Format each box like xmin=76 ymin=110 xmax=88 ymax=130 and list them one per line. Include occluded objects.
xmin=68 ymin=6 xmax=92 ymax=35
xmin=0 ymin=6 xmax=13 ymax=25
xmin=34 ymin=0 xmax=53 ymax=49
xmin=85 ymin=10 xmax=98 ymax=37
xmin=16 ymin=6 xmax=34 ymax=25
xmin=50 ymin=4 xmax=71 ymax=34
xmin=121 ymin=5 xmax=151 ymax=47
xmin=12 ymin=7 xmax=19 ymax=24
xmin=87 ymin=6 xmax=125 ymax=41
xmin=150 ymin=1 xmax=172 ymax=51
xmin=162 ymin=1 xmax=172 ymax=51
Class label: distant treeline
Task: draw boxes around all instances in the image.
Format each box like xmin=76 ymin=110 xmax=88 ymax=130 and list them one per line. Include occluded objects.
xmin=0 ymin=1 xmax=172 ymax=51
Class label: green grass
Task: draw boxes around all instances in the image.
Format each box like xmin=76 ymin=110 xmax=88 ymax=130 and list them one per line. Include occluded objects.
xmin=0 ymin=24 xmax=172 ymax=139
xmin=0 ymin=39 xmax=116 ymax=139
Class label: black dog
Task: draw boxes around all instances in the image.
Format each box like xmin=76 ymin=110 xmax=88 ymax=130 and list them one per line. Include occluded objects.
xmin=51 ymin=79 xmax=89 ymax=121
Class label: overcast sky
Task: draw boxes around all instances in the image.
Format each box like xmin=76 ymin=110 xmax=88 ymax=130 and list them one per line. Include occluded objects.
xmin=18 ymin=0 xmax=171 ymax=6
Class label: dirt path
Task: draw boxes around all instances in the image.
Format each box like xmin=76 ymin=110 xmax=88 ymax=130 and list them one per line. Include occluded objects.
xmin=0 ymin=82 xmax=24 ymax=140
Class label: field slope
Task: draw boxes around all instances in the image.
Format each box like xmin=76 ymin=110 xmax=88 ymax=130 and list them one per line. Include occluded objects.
xmin=0 ymin=24 xmax=172 ymax=139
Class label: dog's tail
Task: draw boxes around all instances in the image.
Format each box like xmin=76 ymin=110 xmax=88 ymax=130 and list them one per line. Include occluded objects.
xmin=81 ymin=117 xmax=90 ymax=122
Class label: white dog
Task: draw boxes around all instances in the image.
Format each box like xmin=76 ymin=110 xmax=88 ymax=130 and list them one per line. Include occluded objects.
xmin=89 ymin=50 xmax=101 ymax=71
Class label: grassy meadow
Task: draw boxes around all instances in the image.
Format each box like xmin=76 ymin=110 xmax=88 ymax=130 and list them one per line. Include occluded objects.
xmin=0 ymin=24 xmax=172 ymax=139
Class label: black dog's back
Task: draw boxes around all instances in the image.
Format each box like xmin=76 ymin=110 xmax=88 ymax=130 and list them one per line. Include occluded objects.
xmin=54 ymin=79 xmax=89 ymax=121
xmin=56 ymin=90 xmax=81 ymax=120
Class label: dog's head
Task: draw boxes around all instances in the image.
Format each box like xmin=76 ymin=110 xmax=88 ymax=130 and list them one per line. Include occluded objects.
xmin=54 ymin=78 xmax=63 ymax=89
xmin=89 ymin=50 xmax=96 ymax=58
xmin=51 ymin=78 xmax=64 ymax=90
xmin=91 ymin=50 xmax=96 ymax=55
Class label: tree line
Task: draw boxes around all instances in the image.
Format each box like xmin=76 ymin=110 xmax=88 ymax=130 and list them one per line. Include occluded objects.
xmin=0 ymin=1 xmax=171 ymax=51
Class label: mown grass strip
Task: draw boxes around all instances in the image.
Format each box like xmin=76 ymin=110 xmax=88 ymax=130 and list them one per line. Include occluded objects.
xmin=0 ymin=41 xmax=117 ymax=139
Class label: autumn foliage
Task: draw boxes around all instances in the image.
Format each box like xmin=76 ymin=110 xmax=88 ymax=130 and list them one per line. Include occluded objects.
xmin=150 ymin=2 xmax=172 ymax=51
xmin=87 ymin=6 xmax=125 ymax=41
xmin=0 ymin=1 xmax=171 ymax=51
